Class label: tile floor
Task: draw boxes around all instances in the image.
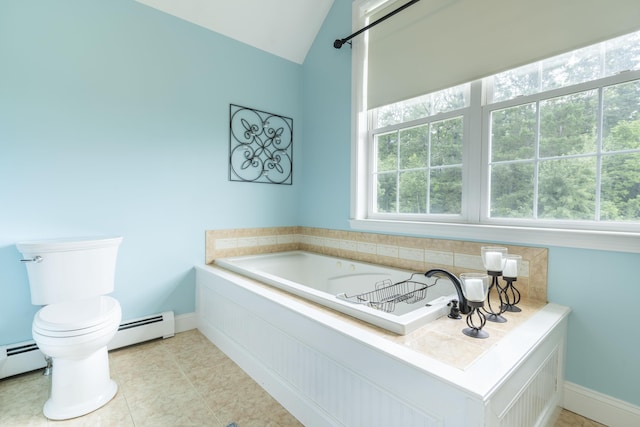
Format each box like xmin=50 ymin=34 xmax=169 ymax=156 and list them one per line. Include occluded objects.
xmin=0 ymin=330 xmax=606 ymax=427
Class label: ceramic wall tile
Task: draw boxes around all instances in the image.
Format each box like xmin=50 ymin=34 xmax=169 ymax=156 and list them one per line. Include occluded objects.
xmin=205 ymin=226 xmax=548 ymax=302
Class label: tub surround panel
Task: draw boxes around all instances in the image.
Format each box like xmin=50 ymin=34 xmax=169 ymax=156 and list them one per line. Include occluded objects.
xmin=196 ymin=264 xmax=568 ymax=426
xmin=206 ymin=260 xmax=545 ymax=370
xmin=206 ymin=226 xmax=548 ymax=303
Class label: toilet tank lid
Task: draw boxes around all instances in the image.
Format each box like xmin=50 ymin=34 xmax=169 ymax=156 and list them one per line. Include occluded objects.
xmin=16 ymin=236 xmax=123 ymax=253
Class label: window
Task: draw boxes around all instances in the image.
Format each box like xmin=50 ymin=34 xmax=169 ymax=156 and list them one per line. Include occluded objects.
xmin=354 ymin=29 xmax=640 ymax=251
xmin=488 ymin=81 xmax=640 ymax=224
xmin=371 ymin=84 xmax=469 ymax=217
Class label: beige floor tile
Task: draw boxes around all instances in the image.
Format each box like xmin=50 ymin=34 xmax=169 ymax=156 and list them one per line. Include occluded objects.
xmin=47 ymin=391 xmax=134 ymax=427
xmin=126 ymin=389 xmax=219 ymax=427
xmin=0 ymin=330 xmax=604 ymax=427
xmin=0 ymin=371 xmax=49 ymax=426
xmin=555 ymin=409 xmax=607 ymax=427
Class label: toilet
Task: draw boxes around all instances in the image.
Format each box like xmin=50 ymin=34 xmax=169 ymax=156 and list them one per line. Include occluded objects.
xmin=16 ymin=236 xmax=123 ymax=420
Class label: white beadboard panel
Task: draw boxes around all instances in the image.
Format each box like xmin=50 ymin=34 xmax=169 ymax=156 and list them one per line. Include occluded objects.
xmin=198 ymin=277 xmax=443 ymax=427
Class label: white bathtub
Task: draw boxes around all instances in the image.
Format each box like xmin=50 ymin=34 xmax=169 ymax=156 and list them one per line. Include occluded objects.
xmin=214 ymin=251 xmax=456 ymax=335
xmin=196 ymin=260 xmax=570 ymax=427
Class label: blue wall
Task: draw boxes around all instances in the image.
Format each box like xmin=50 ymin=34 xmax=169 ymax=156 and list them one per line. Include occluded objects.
xmin=1 ymin=0 xmax=638 ymax=410
xmin=548 ymin=248 xmax=640 ymax=406
xmin=0 ymin=0 xmax=301 ymax=343
xmin=300 ymin=0 xmax=352 ymax=230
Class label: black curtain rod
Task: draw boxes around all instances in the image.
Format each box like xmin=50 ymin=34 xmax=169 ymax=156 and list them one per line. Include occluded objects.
xmin=334 ymin=0 xmax=422 ymax=49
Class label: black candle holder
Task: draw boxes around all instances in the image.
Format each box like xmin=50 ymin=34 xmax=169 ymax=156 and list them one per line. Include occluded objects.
xmin=483 ymin=271 xmax=507 ymax=323
xmin=463 ymin=300 xmax=489 ymax=339
xmin=501 ymin=276 xmax=522 ymax=312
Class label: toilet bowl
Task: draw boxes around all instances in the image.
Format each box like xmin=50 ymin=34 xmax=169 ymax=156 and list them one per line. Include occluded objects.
xmin=17 ymin=236 xmax=123 ymax=420
xmin=32 ymin=296 xmax=122 ymax=420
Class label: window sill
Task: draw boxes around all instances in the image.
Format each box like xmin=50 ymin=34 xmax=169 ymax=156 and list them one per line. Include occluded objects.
xmin=349 ymin=219 xmax=640 ymax=254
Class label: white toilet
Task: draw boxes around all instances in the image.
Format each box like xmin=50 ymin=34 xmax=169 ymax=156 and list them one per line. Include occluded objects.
xmin=16 ymin=236 xmax=123 ymax=420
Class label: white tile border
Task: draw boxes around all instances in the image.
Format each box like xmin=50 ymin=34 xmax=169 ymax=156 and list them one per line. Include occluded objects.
xmin=357 ymin=241 xmax=377 ymax=254
xmin=377 ymin=244 xmax=399 ymax=258
xmin=399 ymin=247 xmax=424 ymax=262
xmin=424 ymin=250 xmax=454 ymax=267
xmin=215 ymin=238 xmax=237 ymax=250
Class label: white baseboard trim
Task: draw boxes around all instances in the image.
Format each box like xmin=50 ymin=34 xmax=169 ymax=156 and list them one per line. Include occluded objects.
xmin=175 ymin=312 xmax=197 ymax=333
xmin=564 ymin=381 xmax=640 ymax=427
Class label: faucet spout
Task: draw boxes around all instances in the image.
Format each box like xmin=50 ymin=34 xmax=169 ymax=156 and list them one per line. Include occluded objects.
xmin=424 ymin=269 xmax=471 ymax=315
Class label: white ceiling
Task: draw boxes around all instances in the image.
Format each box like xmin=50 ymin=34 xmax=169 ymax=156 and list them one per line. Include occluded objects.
xmin=135 ymin=0 xmax=335 ymax=64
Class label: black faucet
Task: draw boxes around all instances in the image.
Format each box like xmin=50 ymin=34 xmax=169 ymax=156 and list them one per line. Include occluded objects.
xmin=424 ymin=269 xmax=471 ymax=315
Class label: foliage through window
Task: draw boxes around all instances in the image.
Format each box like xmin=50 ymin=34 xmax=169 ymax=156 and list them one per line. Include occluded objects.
xmin=371 ymin=84 xmax=468 ymax=217
xmin=368 ymin=30 xmax=640 ymax=230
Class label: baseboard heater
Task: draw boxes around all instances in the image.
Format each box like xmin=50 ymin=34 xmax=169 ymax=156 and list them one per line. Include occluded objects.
xmin=0 ymin=311 xmax=175 ymax=380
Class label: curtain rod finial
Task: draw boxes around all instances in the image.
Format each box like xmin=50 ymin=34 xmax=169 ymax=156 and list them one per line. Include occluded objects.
xmin=333 ymin=39 xmax=344 ymax=49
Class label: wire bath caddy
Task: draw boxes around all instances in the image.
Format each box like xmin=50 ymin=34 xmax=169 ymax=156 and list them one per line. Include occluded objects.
xmin=336 ymin=273 xmax=434 ymax=313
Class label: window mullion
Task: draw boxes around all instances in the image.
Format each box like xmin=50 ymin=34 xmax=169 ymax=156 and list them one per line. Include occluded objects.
xmin=595 ymin=87 xmax=604 ymax=221
xmin=469 ymin=80 xmax=483 ymax=223
xmin=426 ymin=122 xmax=432 ymax=214
xmin=533 ymin=101 xmax=541 ymax=219
xmin=396 ymin=129 xmax=401 ymax=214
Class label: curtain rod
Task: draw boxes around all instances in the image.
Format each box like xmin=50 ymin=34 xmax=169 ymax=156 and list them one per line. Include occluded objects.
xmin=334 ymin=0 xmax=422 ymax=49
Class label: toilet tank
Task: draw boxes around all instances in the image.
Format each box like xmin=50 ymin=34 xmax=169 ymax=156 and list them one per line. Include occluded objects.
xmin=16 ymin=236 xmax=123 ymax=306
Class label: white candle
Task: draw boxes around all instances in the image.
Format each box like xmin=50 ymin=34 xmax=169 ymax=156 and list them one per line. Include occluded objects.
xmin=464 ymin=278 xmax=485 ymax=302
xmin=503 ymin=259 xmax=518 ymax=278
xmin=484 ymin=251 xmax=503 ymax=271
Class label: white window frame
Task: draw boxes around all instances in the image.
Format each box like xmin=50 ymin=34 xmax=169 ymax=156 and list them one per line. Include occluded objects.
xmin=349 ymin=1 xmax=640 ymax=253
xmin=368 ymin=106 xmax=471 ymax=222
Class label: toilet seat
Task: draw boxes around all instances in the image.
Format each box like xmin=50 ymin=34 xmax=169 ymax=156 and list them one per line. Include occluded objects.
xmin=34 ymin=296 xmax=121 ymax=338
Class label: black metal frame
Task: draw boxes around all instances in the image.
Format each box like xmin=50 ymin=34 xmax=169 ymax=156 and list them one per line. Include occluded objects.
xmin=229 ymin=104 xmax=293 ymax=185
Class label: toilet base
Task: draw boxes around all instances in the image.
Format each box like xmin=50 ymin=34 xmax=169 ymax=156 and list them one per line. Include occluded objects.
xmin=43 ymin=346 xmax=117 ymax=420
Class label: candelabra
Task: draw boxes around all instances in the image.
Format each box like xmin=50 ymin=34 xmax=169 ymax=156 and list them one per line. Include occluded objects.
xmin=501 ymin=255 xmax=522 ymax=312
xmin=481 ymin=246 xmax=508 ymax=323
xmin=459 ymin=273 xmax=490 ymax=339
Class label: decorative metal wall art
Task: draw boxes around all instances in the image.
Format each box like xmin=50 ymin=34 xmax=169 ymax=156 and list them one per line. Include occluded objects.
xmin=229 ymin=104 xmax=293 ymax=185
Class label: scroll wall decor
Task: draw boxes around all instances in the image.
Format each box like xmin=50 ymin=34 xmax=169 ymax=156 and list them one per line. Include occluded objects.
xmin=229 ymin=104 xmax=293 ymax=185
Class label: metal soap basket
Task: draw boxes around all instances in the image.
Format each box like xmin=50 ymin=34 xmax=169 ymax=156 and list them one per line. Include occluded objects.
xmin=337 ymin=273 xmax=434 ymax=313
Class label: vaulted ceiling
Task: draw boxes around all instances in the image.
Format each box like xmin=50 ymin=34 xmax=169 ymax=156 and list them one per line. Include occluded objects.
xmin=135 ymin=0 xmax=335 ymax=64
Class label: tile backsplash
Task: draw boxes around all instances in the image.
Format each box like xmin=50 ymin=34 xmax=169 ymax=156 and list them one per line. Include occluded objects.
xmin=205 ymin=226 xmax=548 ymax=302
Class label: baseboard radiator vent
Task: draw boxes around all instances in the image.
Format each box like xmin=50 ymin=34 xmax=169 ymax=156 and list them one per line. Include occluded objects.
xmin=0 ymin=311 xmax=175 ymax=380
xmin=0 ymin=341 xmax=47 ymax=380
xmin=108 ymin=310 xmax=175 ymax=351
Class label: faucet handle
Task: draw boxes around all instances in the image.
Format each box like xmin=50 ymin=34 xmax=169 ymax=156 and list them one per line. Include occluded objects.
xmin=447 ymin=299 xmax=461 ymax=319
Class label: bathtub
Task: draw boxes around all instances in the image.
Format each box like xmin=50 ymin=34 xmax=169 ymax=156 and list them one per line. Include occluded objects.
xmin=196 ymin=259 xmax=570 ymax=427
xmin=214 ymin=251 xmax=456 ymax=335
